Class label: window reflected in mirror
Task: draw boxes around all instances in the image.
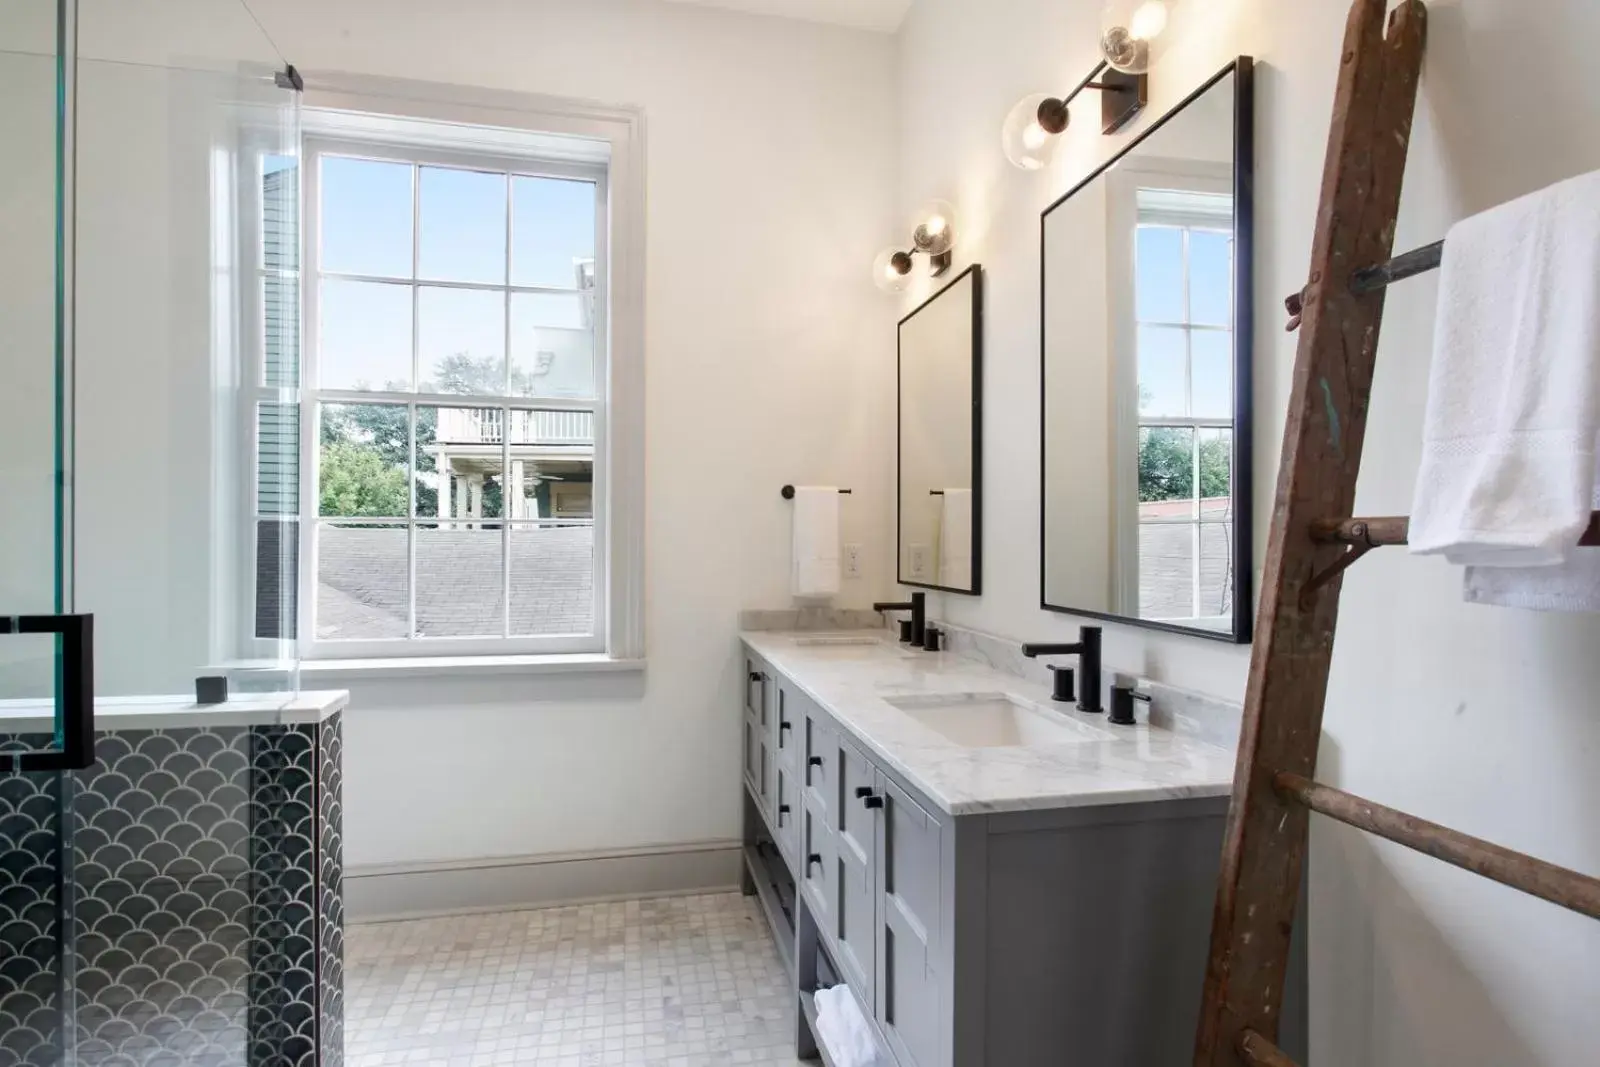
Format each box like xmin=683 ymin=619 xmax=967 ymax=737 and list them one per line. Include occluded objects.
xmin=898 ymin=266 xmax=982 ymax=595
xmin=1042 ymin=59 xmax=1253 ymax=641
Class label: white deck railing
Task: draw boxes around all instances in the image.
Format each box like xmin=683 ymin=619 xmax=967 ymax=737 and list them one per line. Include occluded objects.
xmin=436 ymin=408 xmax=593 ymax=446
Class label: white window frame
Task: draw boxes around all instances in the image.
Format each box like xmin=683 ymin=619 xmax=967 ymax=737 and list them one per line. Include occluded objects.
xmin=279 ymin=76 xmax=646 ymax=666
xmin=1107 ymin=159 xmax=1235 ymax=625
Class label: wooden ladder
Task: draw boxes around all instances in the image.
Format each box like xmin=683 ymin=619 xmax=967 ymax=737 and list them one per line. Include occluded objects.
xmin=1193 ymin=2 xmax=1600 ymax=1065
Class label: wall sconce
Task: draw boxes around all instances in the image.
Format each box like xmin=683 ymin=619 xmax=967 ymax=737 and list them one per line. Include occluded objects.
xmin=1001 ymin=0 xmax=1176 ymax=170
xmin=873 ymin=200 xmax=957 ymax=293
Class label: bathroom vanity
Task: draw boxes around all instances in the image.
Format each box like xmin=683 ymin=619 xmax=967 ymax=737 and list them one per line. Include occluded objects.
xmin=737 ymin=628 xmax=1240 ymax=1067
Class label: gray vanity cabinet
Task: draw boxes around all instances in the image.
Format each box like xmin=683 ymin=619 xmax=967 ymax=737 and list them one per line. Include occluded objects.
xmin=738 ymin=642 xmax=1285 ymax=1067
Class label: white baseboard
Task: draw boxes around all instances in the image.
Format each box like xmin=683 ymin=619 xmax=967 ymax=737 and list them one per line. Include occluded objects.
xmin=344 ymin=839 xmax=742 ymax=923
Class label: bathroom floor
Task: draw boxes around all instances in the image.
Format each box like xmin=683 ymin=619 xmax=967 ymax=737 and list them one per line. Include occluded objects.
xmin=344 ymin=892 xmax=805 ymax=1066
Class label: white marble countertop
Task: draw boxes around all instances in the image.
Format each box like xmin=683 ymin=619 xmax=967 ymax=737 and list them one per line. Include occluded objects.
xmin=0 ymin=690 xmax=350 ymax=732
xmin=740 ymin=631 xmax=1235 ymax=816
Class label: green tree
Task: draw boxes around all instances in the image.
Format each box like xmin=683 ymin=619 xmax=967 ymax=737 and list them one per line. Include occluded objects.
xmin=1139 ymin=428 xmax=1233 ymax=504
xmin=319 ymin=439 xmax=409 ymax=517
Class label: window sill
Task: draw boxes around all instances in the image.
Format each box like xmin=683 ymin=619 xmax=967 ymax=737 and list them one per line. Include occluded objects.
xmin=296 ymin=653 xmax=646 ymax=680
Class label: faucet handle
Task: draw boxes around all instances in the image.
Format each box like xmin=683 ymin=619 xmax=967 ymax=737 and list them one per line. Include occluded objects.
xmin=1046 ymin=665 xmax=1075 ymax=703
xmin=1109 ymin=684 xmax=1151 ymax=726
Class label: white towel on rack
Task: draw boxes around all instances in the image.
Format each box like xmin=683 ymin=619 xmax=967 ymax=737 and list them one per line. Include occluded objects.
xmin=791 ymin=486 xmax=841 ymax=598
xmin=937 ymin=488 xmax=973 ymax=589
xmin=1408 ymin=169 xmax=1600 ymax=609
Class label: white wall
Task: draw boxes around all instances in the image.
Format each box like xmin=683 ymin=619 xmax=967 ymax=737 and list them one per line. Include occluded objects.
xmin=241 ymin=0 xmax=899 ymax=868
xmin=896 ymin=0 xmax=1600 ymax=1062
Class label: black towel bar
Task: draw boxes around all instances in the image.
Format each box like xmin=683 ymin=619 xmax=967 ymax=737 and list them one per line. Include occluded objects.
xmin=781 ymin=485 xmax=851 ymax=499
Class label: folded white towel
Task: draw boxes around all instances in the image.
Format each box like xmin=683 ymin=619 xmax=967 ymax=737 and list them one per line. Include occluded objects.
xmin=1465 ymin=476 xmax=1600 ymax=611
xmin=937 ymin=488 xmax=974 ymax=589
xmin=1408 ymin=169 xmax=1600 ymax=609
xmin=791 ymin=487 xmax=841 ymax=598
xmin=813 ymin=985 xmax=881 ymax=1067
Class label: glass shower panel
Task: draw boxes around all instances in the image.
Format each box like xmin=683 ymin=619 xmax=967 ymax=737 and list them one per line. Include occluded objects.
xmin=72 ymin=2 xmax=303 ymax=699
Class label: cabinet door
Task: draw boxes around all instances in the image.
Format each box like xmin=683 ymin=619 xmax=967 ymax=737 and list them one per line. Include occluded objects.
xmin=834 ymin=737 xmax=879 ymax=1008
xmin=801 ymin=792 xmax=835 ymax=924
xmin=775 ymin=763 xmax=800 ymax=866
xmin=774 ymin=682 xmax=799 ymax=770
xmin=744 ymin=656 xmax=764 ymax=718
xmin=875 ymin=776 xmax=943 ymax=1067
xmin=803 ymin=711 xmax=835 ymax=815
xmin=742 ymin=714 xmax=760 ymax=797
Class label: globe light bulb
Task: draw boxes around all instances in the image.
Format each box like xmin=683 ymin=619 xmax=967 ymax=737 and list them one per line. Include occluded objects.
xmin=872 ymin=247 xmax=914 ymax=293
xmin=1100 ymin=0 xmax=1176 ymax=73
xmin=911 ymin=200 xmax=957 ymax=256
xmin=1001 ymin=93 xmax=1064 ymax=171
xmin=1130 ymin=0 xmax=1169 ymax=41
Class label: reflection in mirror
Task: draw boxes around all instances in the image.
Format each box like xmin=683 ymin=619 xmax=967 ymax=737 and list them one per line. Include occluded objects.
xmin=1042 ymin=59 xmax=1253 ymax=641
xmin=899 ymin=265 xmax=982 ymax=594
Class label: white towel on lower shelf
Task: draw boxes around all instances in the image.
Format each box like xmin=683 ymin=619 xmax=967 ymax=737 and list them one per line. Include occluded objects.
xmin=1408 ymin=169 xmax=1600 ymax=610
xmin=813 ymin=985 xmax=881 ymax=1067
xmin=791 ymin=487 xmax=841 ymax=598
xmin=937 ymin=488 xmax=973 ymax=589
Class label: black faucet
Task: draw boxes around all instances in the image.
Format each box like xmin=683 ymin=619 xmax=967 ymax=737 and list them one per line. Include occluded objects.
xmin=1021 ymin=626 xmax=1103 ymax=713
xmin=874 ymin=592 xmax=926 ymax=646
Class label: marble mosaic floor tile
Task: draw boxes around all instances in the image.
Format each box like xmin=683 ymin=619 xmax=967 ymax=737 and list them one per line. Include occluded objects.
xmin=344 ymin=893 xmax=806 ymax=1067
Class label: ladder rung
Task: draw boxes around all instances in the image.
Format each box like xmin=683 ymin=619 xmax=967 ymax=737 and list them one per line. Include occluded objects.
xmin=1238 ymin=1031 xmax=1302 ymax=1067
xmin=1311 ymin=513 xmax=1600 ymax=547
xmin=1349 ymin=239 xmax=1444 ymax=293
xmin=1276 ymin=773 xmax=1600 ymax=920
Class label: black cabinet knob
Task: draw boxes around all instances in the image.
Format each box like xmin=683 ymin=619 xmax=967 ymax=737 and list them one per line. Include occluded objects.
xmin=808 ymin=756 xmax=824 ymax=767
xmin=779 ymin=720 xmax=792 ymax=733
xmin=854 ymin=786 xmax=873 ymax=798
xmin=807 ymin=853 xmax=823 ymax=870
xmin=862 ymin=795 xmax=885 ymax=810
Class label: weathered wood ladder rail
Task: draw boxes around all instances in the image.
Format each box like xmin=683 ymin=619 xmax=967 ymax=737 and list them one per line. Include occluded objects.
xmin=1192 ymin=2 xmax=1600 ymax=1065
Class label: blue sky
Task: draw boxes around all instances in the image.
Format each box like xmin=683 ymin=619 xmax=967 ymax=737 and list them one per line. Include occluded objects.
xmin=311 ymin=155 xmax=595 ymax=393
xmin=1136 ymin=223 xmax=1233 ymax=420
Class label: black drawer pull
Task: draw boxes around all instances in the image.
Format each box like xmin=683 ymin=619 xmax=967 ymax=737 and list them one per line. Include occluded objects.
xmin=779 ymin=720 xmax=792 ymax=733
xmin=862 ymin=795 xmax=885 ymax=810
xmin=749 ymin=671 xmax=762 ymax=683
xmin=808 ymin=756 xmax=824 ymax=767
xmin=854 ymin=786 xmax=873 ymax=798
xmin=807 ymin=853 xmax=823 ymax=871
xmin=778 ymin=804 xmax=791 ymax=824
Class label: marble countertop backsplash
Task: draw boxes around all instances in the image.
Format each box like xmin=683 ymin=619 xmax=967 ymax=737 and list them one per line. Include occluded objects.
xmin=740 ymin=627 xmax=1238 ymax=816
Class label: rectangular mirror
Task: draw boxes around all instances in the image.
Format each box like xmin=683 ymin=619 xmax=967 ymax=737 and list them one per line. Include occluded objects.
xmin=1042 ymin=59 xmax=1254 ymax=641
xmin=899 ymin=264 xmax=982 ymax=594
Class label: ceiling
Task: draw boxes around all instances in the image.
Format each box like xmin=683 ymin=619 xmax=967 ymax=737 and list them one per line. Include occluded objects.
xmin=658 ymin=0 xmax=914 ymax=33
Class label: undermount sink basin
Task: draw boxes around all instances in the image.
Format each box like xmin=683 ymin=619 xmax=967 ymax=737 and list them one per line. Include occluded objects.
xmin=884 ymin=693 xmax=1114 ymax=748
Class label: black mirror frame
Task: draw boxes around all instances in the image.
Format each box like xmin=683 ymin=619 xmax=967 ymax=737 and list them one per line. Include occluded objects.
xmin=1039 ymin=57 xmax=1255 ymax=643
xmin=897 ymin=263 xmax=983 ymax=595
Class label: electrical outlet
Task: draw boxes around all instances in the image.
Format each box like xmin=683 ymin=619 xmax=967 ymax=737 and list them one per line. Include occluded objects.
xmin=909 ymin=544 xmax=931 ymax=580
xmin=843 ymin=543 xmax=862 ymax=579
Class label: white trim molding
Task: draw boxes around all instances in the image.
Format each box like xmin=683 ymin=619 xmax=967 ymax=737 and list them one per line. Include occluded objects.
xmin=345 ymin=840 xmax=740 ymax=923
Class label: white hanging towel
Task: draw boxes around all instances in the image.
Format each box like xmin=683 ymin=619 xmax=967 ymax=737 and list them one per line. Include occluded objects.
xmin=937 ymin=488 xmax=973 ymax=589
xmin=791 ymin=486 xmax=841 ymax=598
xmin=1408 ymin=169 xmax=1600 ymax=610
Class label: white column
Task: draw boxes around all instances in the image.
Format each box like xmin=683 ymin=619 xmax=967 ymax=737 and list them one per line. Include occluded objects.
xmin=467 ymin=474 xmax=484 ymax=528
xmin=436 ymin=450 xmax=449 ymax=528
xmin=510 ymin=460 xmax=525 ymax=520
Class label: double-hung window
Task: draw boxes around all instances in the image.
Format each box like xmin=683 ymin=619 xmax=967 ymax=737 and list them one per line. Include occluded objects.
xmin=293 ymin=134 xmax=610 ymax=658
xmin=1121 ymin=182 xmax=1237 ymax=624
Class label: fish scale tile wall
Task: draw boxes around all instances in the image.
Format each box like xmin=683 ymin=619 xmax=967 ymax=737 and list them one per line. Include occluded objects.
xmin=0 ymin=715 xmax=344 ymax=1067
